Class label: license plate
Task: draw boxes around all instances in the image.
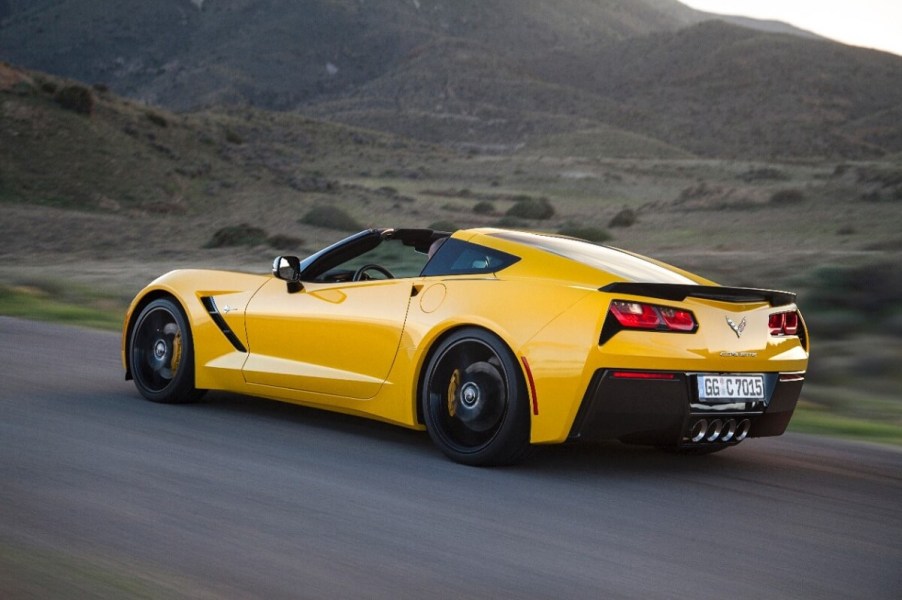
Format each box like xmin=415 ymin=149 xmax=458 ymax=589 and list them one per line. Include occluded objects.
xmin=697 ymin=375 xmax=765 ymax=401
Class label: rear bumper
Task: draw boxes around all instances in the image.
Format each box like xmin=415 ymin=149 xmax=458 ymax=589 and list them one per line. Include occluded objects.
xmin=568 ymin=369 xmax=804 ymax=447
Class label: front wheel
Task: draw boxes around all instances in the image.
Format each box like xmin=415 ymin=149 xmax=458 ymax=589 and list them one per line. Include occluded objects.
xmin=421 ymin=328 xmax=531 ymax=466
xmin=129 ymin=297 xmax=204 ymax=404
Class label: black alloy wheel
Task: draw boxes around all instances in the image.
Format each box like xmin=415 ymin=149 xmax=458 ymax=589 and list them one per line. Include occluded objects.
xmin=129 ymin=297 xmax=204 ymax=404
xmin=422 ymin=328 xmax=530 ymax=466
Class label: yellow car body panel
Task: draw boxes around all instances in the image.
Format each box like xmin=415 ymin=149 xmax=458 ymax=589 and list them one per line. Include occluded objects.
xmin=123 ymin=227 xmax=810 ymax=464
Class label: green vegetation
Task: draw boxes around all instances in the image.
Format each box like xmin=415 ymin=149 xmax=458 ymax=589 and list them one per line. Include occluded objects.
xmin=770 ymin=188 xmax=805 ymax=205
xmin=0 ymin=284 xmax=124 ymax=331
xmin=558 ymin=225 xmax=611 ymax=243
xmin=145 ymin=110 xmax=168 ymax=128
xmin=300 ymin=206 xmax=363 ymax=231
xmin=54 ymin=84 xmax=94 ymax=115
xmin=204 ymin=224 xmax=269 ymax=248
xmin=608 ymin=208 xmax=637 ymax=228
xmin=506 ymin=197 xmax=555 ymax=220
xmin=473 ymin=201 xmax=495 ymax=215
xmin=428 ymin=220 xmax=459 ymax=232
xmin=790 ymin=408 xmax=902 ymax=446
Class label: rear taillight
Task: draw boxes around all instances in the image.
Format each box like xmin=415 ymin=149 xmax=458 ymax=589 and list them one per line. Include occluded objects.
xmin=609 ymin=300 xmax=697 ymax=333
xmin=769 ymin=310 xmax=801 ymax=336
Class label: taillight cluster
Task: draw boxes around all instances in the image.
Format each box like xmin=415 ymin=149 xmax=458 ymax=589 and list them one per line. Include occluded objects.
xmin=769 ymin=310 xmax=800 ymax=336
xmin=609 ymin=300 xmax=697 ymax=332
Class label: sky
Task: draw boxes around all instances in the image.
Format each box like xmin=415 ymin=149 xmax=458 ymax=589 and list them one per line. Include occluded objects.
xmin=679 ymin=0 xmax=902 ymax=57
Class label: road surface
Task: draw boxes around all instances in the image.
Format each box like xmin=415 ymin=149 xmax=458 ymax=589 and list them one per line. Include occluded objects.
xmin=1 ymin=317 xmax=900 ymax=599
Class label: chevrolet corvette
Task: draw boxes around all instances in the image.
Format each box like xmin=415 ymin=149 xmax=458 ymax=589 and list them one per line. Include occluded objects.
xmin=123 ymin=227 xmax=809 ymax=465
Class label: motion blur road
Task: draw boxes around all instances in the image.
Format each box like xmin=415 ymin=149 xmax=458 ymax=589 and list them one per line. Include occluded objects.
xmin=1 ymin=316 xmax=900 ymax=599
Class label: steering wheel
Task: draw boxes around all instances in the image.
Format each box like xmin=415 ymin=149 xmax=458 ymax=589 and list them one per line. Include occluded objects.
xmin=353 ymin=264 xmax=395 ymax=281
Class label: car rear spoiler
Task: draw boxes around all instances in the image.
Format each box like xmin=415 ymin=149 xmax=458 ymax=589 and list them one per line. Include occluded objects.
xmin=599 ymin=282 xmax=796 ymax=307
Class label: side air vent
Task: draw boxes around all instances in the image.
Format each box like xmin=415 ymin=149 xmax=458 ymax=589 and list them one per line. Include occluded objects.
xmin=201 ymin=297 xmax=247 ymax=352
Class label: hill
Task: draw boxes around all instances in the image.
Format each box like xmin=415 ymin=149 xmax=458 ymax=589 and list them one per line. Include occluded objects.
xmin=2 ymin=0 xmax=902 ymax=158
xmin=0 ymin=0 xmax=704 ymax=110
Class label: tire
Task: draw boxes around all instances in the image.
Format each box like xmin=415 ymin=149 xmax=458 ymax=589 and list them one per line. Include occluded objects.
xmin=129 ymin=297 xmax=204 ymax=404
xmin=421 ymin=328 xmax=531 ymax=466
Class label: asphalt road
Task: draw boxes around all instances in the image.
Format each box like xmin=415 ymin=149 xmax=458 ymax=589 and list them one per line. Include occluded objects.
xmin=1 ymin=316 xmax=900 ymax=599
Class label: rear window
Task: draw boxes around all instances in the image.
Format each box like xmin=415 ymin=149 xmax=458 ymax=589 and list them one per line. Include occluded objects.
xmin=421 ymin=238 xmax=520 ymax=276
xmin=489 ymin=230 xmax=696 ymax=284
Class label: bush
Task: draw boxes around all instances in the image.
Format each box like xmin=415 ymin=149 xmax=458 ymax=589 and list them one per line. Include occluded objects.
xmin=558 ymin=225 xmax=611 ymax=243
xmin=428 ymin=220 xmax=458 ymax=232
xmin=473 ymin=201 xmax=495 ymax=215
xmin=146 ymin=111 xmax=168 ymax=128
xmin=494 ymin=216 xmax=527 ymax=228
xmin=267 ymin=234 xmax=304 ymax=249
xmin=506 ymin=196 xmax=555 ymax=220
xmin=608 ymin=208 xmax=637 ymax=228
xmin=54 ymin=84 xmax=94 ymax=115
xmin=770 ymin=188 xmax=805 ymax=205
xmin=300 ymin=206 xmax=362 ymax=231
xmin=225 ymin=129 xmax=243 ymax=144
xmin=204 ymin=224 xmax=268 ymax=248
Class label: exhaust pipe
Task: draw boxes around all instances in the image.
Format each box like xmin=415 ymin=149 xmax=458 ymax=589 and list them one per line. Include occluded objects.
xmin=735 ymin=419 xmax=751 ymax=442
xmin=721 ymin=419 xmax=737 ymax=443
xmin=705 ymin=419 xmax=724 ymax=443
xmin=690 ymin=419 xmax=708 ymax=443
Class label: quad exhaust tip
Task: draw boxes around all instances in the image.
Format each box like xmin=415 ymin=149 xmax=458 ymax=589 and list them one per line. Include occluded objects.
xmin=688 ymin=418 xmax=751 ymax=444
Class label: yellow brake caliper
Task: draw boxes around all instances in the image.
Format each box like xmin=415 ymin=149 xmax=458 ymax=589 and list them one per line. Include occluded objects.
xmin=170 ymin=330 xmax=182 ymax=377
xmin=447 ymin=369 xmax=460 ymax=417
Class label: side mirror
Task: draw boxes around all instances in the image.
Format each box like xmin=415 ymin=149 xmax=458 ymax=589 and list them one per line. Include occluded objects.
xmin=272 ymin=256 xmax=303 ymax=293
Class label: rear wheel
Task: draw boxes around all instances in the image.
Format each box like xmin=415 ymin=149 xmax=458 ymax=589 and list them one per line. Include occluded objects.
xmin=129 ymin=298 xmax=204 ymax=404
xmin=421 ymin=328 xmax=530 ymax=466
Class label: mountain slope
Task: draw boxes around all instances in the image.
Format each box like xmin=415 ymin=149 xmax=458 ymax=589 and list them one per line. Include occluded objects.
xmin=3 ymin=1 xmax=902 ymax=158
xmin=531 ymin=20 xmax=902 ymax=157
xmin=0 ymin=0 xmax=705 ymax=110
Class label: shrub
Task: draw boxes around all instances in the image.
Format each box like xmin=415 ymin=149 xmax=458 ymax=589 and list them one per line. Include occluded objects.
xmin=506 ymin=196 xmax=555 ymax=220
xmin=608 ymin=208 xmax=637 ymax=228
xmin=770 ymin=188 xmax=805 ymax=205
xmin=558 ymin=225 xmax=611 ymax=243
xmin=225 ymin=129 xmax=243 ymax=144
xmin=300 ymin=206 xmax=362 ymax=231
xmin=428 ymin=220 xmax=458 ymax=232
xmin=204 ymin=224 xmax=268 ymax=248
xmin=473 ymin=201 xmax=495 ymax=215
xmin=267 ymin=234 xmax=304 ymax=249
xmin=494 ymin=216 xmax=526 ymax=228
xmin=146 ymin=111 xmax=168 ymax=128
xmin=54 ymin=84 xmax=94 ymax=115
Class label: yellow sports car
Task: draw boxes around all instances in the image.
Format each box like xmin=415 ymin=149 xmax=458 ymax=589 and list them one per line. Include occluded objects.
xmin=123 ymin=228 xmax=809 ymax=465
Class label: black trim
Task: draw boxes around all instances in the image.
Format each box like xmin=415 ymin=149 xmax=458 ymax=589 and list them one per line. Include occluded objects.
xmin=201 ymin=297 xmax=247 ymax=353
xmin=568 ymin=369 xmax=804 ymax=445
xmin=599 ymin=282 xmax=796 ymax=307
